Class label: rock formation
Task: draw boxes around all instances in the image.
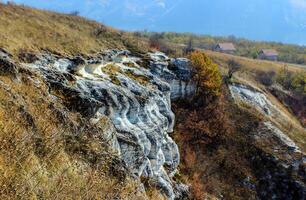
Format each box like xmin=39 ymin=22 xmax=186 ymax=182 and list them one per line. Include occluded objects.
xmin=21 ymin=50 xmax=194 ymax=199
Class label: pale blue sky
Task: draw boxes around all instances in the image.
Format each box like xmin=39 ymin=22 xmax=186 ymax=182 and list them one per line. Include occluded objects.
xmin=5 ymin=0 xmax=306 ymax=45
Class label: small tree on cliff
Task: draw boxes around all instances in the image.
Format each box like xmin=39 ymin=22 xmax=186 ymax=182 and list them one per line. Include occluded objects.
xmin=227 ymin=59 xmax=241 ymax=80
xmin=189 ymin=51 xmax=222 ymax=97
xmin=184 ymin=36 xmax=195 ymax=55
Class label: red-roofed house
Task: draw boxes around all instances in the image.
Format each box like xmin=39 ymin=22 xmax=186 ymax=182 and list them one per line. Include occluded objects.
xmin=258 ymin=49 xmax=278 ymax=61
xmin=214 ymin=43 xmax=236 ymax=54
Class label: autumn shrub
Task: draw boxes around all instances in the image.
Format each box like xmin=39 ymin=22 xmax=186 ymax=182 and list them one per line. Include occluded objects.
xmin=275 ymin=66 xmax=293 ymax=90
xmin=189 ymin=51 xmax=222 ymax=97
xmin=149 ymin=33 xmax=163 ymax=50
xmin=275 ymin=66 xmax=306 ymax=95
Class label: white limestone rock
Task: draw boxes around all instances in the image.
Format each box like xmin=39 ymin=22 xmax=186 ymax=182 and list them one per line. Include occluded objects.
xmin=263 ymin=121 xmax=301 ymax=153
xmin=229 ymin=83 xmax=274 ymax=115
xmin=148 ymin=52 xmax=196 ymax=100
xmin=23 ymin=50 xmax=192 ymax=199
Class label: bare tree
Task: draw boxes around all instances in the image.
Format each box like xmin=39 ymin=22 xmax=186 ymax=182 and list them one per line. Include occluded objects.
xmin=133 ymin=31 xmax=142 ymax=37
xmin=184 ymin=36 xmax=195 ymax=55
xmin=7 ymin=1 xmax=16 ymax=5
xmin=227 ymin=59 xmax=241 ymax=80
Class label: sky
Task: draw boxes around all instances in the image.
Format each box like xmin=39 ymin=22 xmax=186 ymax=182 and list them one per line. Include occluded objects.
xmin=5 ymin=0 xmax=306 ymax=45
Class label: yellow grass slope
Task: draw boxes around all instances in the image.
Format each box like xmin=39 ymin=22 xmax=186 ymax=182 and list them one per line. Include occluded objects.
xmin=0 ymin=3 xmax=147 ymax=58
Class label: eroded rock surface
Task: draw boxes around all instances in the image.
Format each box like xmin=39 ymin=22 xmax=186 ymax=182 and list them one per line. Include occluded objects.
xmin=22 ymin=50 xmax=193 ymax=199
xmin=229 ymin=83 xmax=274 ymax=115
xmin=148 ymin=52 xmax=196 ymax=100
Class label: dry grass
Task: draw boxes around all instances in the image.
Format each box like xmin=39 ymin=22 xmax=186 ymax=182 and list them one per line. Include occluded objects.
xmin=204 ymin=50 xmax=306 ymax=73
xmin=0 ymin=3 xmax=148 ymax=58
xmin=125 ymin=71 xmax=150 ymax=86
xmin=0 ymin=69 xmax=147 ymax=199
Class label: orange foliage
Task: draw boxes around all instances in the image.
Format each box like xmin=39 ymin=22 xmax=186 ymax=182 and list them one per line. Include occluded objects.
xmin=175 ymin=90 xmax=229 ymax=145
xmin=173 ymin=88 xmax=262 ymax=199
xmin=173 ymin=88 xmax=232 ymax=199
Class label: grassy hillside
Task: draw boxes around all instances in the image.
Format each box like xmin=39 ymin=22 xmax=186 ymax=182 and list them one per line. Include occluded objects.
xmin=0 ymin=4 xmax=159 ymax=199
xmin=0 ymin=3 xmax=148 ymax=58
xmin=205 ymin=50 xmax=306 ymax=146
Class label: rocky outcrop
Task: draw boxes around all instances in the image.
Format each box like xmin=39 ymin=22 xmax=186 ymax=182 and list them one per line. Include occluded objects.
xmin=22 ymin=50 xmax=193 ymax=199
xmin=229 ymin=84 xmax=274 ymax=115
xmin=251 ymin=122 xmax=306 ymax=200
xmin=230 ymin=83 xmax=306 ymax=199
xmin=148 ymin=52 xmax=196 ymax=100
xmin=229 ymin=83 xmax=304 ymax=154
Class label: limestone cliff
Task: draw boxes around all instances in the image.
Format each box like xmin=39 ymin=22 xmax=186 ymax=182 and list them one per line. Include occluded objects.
xmin=19 ymin=50 xmax=194 ymax=199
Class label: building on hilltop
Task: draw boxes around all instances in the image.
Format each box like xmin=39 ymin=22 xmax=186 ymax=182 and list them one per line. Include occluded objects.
xmin=214 ymin=43 xmax=236 ymax=54
xmin=258 ymin=49 xmax=278 ymax=61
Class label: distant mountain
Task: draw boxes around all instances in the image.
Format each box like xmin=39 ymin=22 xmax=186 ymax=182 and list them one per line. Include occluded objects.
xmin=5 ymin=0 xmax=306 ymax=45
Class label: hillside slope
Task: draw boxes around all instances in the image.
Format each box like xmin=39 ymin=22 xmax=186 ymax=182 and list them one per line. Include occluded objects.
xmin=172 ymin=54 xmax=306 ymax=199
xmin=0 ymin=3 xmax=305 ymax=200
xmin=0 ymin=3 xmax=148 ymax=58
xmin=0 ymin=3 xmax=164 ymax=200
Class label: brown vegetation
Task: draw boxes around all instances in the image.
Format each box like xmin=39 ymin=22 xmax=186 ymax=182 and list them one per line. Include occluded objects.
xmin=173 ymin=51 xmax=306 ymax=199
xmin=173 ymin=86 xmax=260 ymax=199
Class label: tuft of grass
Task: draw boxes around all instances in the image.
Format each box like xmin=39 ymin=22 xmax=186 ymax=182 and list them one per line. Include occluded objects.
xmin=101 ymin=63 xmax=122 ymax=85
xmin=125 ymin=70 xmax=150 ymax=86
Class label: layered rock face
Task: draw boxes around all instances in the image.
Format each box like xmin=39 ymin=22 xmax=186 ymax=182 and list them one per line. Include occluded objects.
xmin=23 ymin=50 xmax=194 ymax=199
xmin=149 ymin=52 xmax=195 ymax=100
